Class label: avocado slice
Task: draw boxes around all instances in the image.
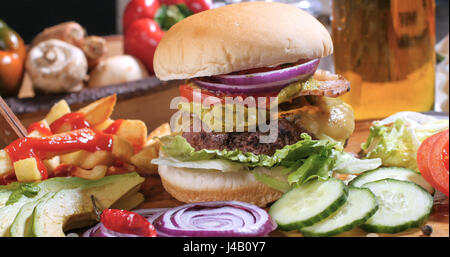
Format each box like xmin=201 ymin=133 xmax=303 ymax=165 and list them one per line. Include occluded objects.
xmin=9 ymin=192 xmax=57 ymax=237
xmin=111 ymin=192 xmax=145 ymax=210
xmin=0 ymin=177 xmax=90 ymax=236
xmin=31 ymin=172 xmax=144 ymax=237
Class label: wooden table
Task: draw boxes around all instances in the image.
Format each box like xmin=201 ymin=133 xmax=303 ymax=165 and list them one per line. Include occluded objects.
xmin=137 ymin=120 xmax=449 ymax=237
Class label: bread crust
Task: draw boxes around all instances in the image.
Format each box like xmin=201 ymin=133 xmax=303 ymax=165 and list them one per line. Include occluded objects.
xmin=154 ymin=2 xmax=333 ymax=81
xmin=158 ymin=164 xmax=283 ymax=207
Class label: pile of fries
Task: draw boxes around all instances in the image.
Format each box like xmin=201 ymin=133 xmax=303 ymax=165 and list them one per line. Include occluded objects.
xmin=0 ymin=94 xmax=170 ymax=184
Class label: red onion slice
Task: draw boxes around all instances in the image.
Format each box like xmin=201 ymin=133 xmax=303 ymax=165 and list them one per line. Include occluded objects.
xmin=153 ymin=201 xmax=277 ymax=237
xmin=82 ymin=223 xmax=141 ymax=237
xmin=214 ymin=59 xmax=320 ymax=85
xmin=192 ymin=59 xmax=320 ymax=95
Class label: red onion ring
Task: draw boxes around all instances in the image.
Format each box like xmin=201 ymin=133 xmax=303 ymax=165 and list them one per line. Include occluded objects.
xmin=192 ymin=59 xmax=320 ymax=95
xmin=153 ymin=201 xmax=277 ymax=237
xmin=215 ymin=59 xmax=320 ymax=85
xmin=82 ymin=222 xmax=141 ymax=237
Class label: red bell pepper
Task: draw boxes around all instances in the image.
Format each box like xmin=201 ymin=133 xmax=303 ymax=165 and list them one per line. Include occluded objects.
xmin=0 ymin=19 xmax=26 ymax=97
xmin=122 ymin=0 xmax=212 ymax=74
xmin=123 ymin=0 xmax=161 ymax=33
xmin=124 ymin=18 xmax=164 ymax=74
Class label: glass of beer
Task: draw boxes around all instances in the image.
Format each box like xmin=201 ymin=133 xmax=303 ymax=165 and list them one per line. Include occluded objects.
xmin=332 ymin=0 xmax=436 ymax=120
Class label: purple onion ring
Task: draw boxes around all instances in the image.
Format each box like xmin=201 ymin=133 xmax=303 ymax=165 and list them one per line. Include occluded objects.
xmin=214 ymin=58 xmax=320 ymax=85
xmin=153 ymin=201 xmax=277 ymax=237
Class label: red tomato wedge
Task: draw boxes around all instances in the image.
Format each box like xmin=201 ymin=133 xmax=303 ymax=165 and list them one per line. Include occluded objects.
xmin=417 ymin=129 xmax=449 ymax=197
xmin=179 ymin=84 xmax=278 ymax=108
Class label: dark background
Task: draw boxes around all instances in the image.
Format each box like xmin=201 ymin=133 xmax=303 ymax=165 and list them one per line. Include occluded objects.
xmin=0 ymin=0 xmax=448 ymax=44
xmin=0 ymin=0 xmax=117 ymax=43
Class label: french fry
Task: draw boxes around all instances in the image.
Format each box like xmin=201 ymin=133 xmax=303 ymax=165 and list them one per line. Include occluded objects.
xmin=115 ymin=120 xmax=148 ymax=150
xmin=96 ymin=119 xmax=148 ymax=150
xmin=130 ymin=145 xmax=159 ymax=175
xmin=112 ymin=135 xmax=134 ymax=162
xmin=94 ymin=118 xmax=114 ymax=131
xmin=71 ymin=165 xmax=107 ymax=180
xmin=44 ymin=100 xmax=71 ymax=125
xmin=13 ymin=158 xmax=42 ymax=182
xmin=131 ymin=123 xmax=171 ymax=175
xmin=78 ymin=94 xmax=116 ymax=127
xmin=60 ymin=150 xmax=114 ymax=169
xmin=44 ymin=156 xmax=60 ymax=176
xmin=146 ymin=123 xmax=171 ymax=146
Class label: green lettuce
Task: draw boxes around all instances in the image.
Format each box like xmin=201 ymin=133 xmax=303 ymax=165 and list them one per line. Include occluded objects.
xmin=157 ymin=133 xmax=378 ymax=189
xmin=361 ymin=114 xmax=449 ymax=171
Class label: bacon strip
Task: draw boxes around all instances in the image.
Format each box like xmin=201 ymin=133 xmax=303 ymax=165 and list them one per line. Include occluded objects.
xmin=298 ymin=69 xmax=351 ymax=97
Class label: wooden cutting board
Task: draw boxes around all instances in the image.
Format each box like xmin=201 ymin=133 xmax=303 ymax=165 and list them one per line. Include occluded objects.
xmin=136 ymin=119 xmax=449 ymax=237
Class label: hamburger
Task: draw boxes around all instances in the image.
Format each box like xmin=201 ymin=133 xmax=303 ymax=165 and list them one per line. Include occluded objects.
xmin=152 ymin=2 xmax=355 ymax=206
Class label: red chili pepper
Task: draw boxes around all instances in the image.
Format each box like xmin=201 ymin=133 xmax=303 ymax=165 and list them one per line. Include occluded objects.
xmin=100 ymin=209 xmax=157 ymax=237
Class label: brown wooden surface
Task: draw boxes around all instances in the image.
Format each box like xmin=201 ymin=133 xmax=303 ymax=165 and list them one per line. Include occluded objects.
xmin=137 ymin=120 xmax=449 ymax=237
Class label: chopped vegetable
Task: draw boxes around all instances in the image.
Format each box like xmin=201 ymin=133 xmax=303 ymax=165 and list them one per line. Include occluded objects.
xmin=417 ymin=129 xmax=449 ymax=196
xmin=154 ymin=133 xmax=380 ymax=190
xmin=360 ymin=179 xmax=433 ymax=234
xmin=349 ymin=167 xmax=434 ymax=194
xmin=300 ymin=187 xmax=378 ymax=237
xmin=269 ymin=178 xmax=347 ymax=231
xmin=153 ymin=201 xmax=276 ymax=237
xmin=361 ymin=112 xmax=449 ymax=171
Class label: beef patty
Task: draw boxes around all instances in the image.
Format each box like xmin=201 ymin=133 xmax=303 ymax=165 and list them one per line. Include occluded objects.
xmin=182 ymin=119 xmax=315 ymax=156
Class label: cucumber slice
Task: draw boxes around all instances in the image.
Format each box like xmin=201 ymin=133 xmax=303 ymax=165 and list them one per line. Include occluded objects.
xmin=269 ymin=178 xmax=348 ymax=231
xmin=361 ymin=179 xmax=433 ymax=234
xmin=300 ymin=187 xmax=378 ymax=237
xmin=349 ymin=167 xmax=434 ymax=194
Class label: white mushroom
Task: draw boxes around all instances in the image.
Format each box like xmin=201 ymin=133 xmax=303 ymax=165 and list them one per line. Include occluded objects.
xmin=88 ymin=55 xmax=148 ymax=88
xmin=26 ymin=39 xmax=88 ymax=93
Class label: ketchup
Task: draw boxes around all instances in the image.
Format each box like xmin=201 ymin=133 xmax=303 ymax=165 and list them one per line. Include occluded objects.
xmin=4 ymin=128 xmax=114 ymax=183
xmin=50 ymin=113 xmax=91 ymax=133
xmin=103 ymin=119 xmax=124 ymax=135
xmin=27 ymin=122 xmax=53 ymax=136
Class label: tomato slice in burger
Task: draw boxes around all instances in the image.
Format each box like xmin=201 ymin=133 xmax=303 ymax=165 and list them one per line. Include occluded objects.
xmin=417 ymin=129 xmax=449 ymax=197
xmin=179 ymin=83 xmax=278 ymax=108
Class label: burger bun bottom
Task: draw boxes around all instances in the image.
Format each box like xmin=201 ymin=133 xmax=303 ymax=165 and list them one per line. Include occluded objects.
xmin=158 ymin=165 xmax=283 ymax=207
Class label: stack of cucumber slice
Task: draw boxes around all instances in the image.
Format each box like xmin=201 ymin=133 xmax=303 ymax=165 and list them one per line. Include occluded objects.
xmin=269 ymin=167 xmax=434 ymax=237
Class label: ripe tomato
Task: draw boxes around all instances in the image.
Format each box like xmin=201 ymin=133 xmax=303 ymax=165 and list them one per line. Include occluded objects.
xmin=159 ymin=0 xmax=185 ymax=4
xmin=123 ymin=0 xmax=161 ymax=33
xmin=179 ymin=84 xmax=278 ymax=108
xmin=417 ymin=129 xmax=449 ymax=197
xmin=124 ymin=18 xmax=164 ymax=74
xmin=184 ymin=0 xmax=212 ymax=13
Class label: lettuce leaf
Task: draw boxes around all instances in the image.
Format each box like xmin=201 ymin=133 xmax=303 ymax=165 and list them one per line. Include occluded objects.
xmin=332 ymin=152 xmax=382 ymax=174
xmin=158 ymin=133 xmax=342 ymax=187
xmin=361 ymin=114 xmax=449 ymax=171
